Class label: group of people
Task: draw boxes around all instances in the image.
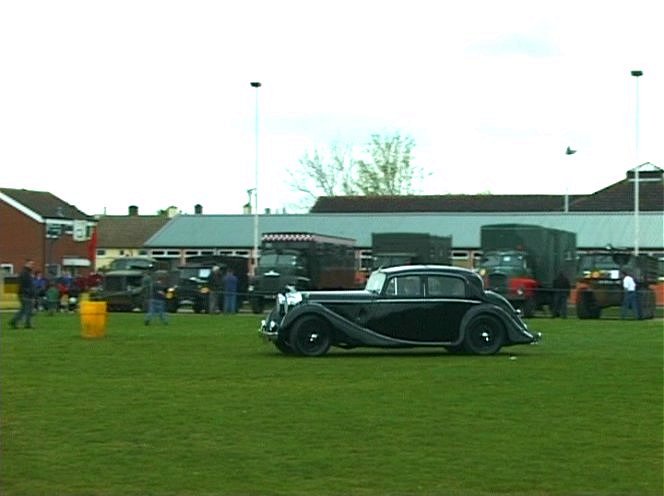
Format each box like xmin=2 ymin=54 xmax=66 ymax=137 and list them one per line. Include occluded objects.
xmin=9 ymin=259 xmax=82 ymax=329
xmin=141 ymin=265 xmax=239 ymax=326
xmin=207 ymin=265 xmax=239 ymax=314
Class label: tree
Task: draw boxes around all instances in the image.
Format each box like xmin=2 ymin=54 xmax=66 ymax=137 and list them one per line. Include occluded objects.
xmin=355 ymin=133 xmax=417 ymax=195
xmin=289 ymin=143 xmax=359 ymax=206
xmin=290 ymin=132 xmax=424 ymax=208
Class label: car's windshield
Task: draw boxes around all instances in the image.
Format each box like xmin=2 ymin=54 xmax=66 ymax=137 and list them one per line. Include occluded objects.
xmin=180 ymin=267 xmax=210 ymax=280
xmin=365 ymin=271 xmax=386 ymax=293
xmin=109 ymin=258 xmax=154 ymax=271
xmin=578 ymin=255 xmax=617 ymax=271
xmin=260 ymin=252 xmax=302 ymax=268
xmin=480 ymin=253 xmax=526 ymax=269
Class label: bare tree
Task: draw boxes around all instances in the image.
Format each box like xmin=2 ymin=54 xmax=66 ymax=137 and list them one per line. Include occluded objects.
xmin=290 ymin=132 xmax=424 ymax=209
xmin=289 ymin=143 xmax=358 ymax=204
xmin=356 ymin=133 xmax=417 ymax=195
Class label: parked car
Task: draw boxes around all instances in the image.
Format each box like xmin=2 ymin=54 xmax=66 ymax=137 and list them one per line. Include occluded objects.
xmin=259 ymin=265 xmax=541 ymax=356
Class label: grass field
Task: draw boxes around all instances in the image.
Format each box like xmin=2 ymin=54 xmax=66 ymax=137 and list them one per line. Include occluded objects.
xmin=1 ymin=310 xmax=662 ymax=496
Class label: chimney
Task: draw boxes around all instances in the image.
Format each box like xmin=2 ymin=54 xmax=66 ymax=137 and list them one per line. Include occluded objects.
xmin=128 ymin=205 xmax=139 ymax=216
xmin=194 ymin=204 xmax=203 ymax=215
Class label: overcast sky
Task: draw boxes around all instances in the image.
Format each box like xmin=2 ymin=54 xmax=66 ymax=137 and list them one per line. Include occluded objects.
xmin=1 ymin=1 xmax=662 ymax=216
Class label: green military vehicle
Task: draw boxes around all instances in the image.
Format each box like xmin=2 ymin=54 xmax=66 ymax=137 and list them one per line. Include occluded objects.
xmin=575 ymin=249 xmax=658 ymax=319
xmin=248 ymin=232 xmax=357 ymax=314
xmin=477 ymin=224 xmax=577 ymax=317
xmin=371 ymin=232 xmax=452 ymax=269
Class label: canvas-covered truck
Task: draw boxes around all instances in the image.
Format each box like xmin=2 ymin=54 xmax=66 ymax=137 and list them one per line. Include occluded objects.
xmin=371 ymin=232 xmax=452 ymax=269
xmin=477 ymin=224 xmax=577 ymax=317
xmin=575 ymin=249 xmax=658 ymax=319
xmin=248 ymin=232 xmax=357 ymax=313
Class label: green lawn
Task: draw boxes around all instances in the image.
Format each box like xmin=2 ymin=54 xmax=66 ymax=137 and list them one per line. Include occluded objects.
xmin=1 ymin=311 xmax=662 ymax=496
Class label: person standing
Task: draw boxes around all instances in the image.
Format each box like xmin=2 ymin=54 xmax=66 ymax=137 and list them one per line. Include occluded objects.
xmin=207 ymin=265 xmax=222 ymax=314
xmin=621 ymin=270 xmax=641 ymax=319
xmin=551 ymin=271 xmax=571 ymax=318
xmin=10 ymin=259 xmax=36 ymax=329
xmin=45 ymin=282 xmax=61 ymax=315
xmin=144 ymin=273 xmax=168 ymax=325
xmin=33 ymin=270 xmax=48 ymax=311
xmin=222 ymin=268 xmax=239 ymax=314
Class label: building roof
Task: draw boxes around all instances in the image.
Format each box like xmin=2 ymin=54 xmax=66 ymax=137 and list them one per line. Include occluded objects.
xmin=96 ymin=215 xmax=171 ymax=248
xmin=309 ymin=164 xmax=663 ymax=214
xmin=0 ymin=188 xmax=92 ymax=220
xmin=310 ymin=194 xmax=580 ymax=213
xmin=569 ymin=164 xmax=664 ymax=212
xmin=146 ymin=211 xmax=664 ymax=251
xmin=143 ymin=166 xmax=663 ymax=252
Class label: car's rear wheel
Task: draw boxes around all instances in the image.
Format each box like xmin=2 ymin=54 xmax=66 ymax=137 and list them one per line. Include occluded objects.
xmin=463 ymin=315 xmax=505 ymax=355
xmin=289 ymin=316 xmax=331 ymax=357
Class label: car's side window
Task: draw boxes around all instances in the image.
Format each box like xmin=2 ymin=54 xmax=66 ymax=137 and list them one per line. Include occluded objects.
xmin=385 ymin=275 xmax=422 ymax=297
xmin=426 ymin=275 xmax=466 ymax=298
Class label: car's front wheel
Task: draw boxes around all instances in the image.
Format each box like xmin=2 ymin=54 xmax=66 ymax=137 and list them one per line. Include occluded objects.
xmin=463 ymin=315 xmax=505 ymax=355
xmin=274 ymin=338 xmax=295 ymax=355
xmin=289 ymin=316 xmax=331 ymax=357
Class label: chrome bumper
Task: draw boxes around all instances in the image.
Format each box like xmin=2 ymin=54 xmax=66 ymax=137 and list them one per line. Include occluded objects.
xmin=259 ymin=319 xmax=278 ymax=342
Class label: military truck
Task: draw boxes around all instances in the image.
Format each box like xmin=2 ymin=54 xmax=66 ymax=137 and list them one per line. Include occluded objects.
xmin=477 ymin=224 xmax=577 ymax=317
xmin=248 ymin=232 xmax=356 ymax=313
xmin=575 ymin=249 xmax=658 ymax=319
xmin=166 ymin=255 xmax=249 ymax=313
xmin=371 ymin=232 xmax=452 ymax=269
xmin=90 ymin=257 xmax=166 ymax=312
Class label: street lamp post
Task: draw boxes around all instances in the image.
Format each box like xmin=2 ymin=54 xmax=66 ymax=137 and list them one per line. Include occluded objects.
xmin=631 ymin=70 xmax=642 ymax=256
xmin=564 ymin=146 xmax=577 ymax=213
xmin=250 ymin=82 xmax=261 ymax=275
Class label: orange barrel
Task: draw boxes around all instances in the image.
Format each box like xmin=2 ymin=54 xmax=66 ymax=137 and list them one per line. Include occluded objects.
xmin=80 ymin=301 xmax=108 ymax=339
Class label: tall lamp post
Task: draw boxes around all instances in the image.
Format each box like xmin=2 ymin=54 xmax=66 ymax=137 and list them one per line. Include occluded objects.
xmin=250 ymin=82 xmax=262 ymax=275
xmin=630 ymin=70 xmax=642 ymax=256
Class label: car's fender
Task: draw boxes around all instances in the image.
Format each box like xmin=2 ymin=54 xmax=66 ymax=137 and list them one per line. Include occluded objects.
xmin=277 ymin=302 xmax=402 ymax=347
xmin=458 ymin=303 xmax=528 ymax=345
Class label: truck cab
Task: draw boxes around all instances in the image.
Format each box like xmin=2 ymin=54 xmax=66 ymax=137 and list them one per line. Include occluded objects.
xmin=248 ymin=232 xmax=357 ymax=314
xmin=478 ymin=250 xmax=539 ymax=316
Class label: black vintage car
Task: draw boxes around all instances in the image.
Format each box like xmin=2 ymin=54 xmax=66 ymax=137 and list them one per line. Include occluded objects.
xmin=259 ymin=265 xmax=540 ymax=356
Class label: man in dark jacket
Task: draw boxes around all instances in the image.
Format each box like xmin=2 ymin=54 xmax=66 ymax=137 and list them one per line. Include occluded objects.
xmin=10 ymin=259 xmax=36 ymax=329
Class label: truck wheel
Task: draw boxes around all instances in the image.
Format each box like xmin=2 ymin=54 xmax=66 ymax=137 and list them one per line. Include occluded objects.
xmin=577 ymin=290 xmax=600 ymax=319
xmin=289 ymin=316 xmax=331 ymax=357
xmin=251 ymin=297 xmax=264 ymax=314
xmin=463 ymin=315 xmax=504 ymax=355
xmin=639 ymin=289 xmax=656 ymax=319
xmin=521 ymin=298 xmax=536 ymax=318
